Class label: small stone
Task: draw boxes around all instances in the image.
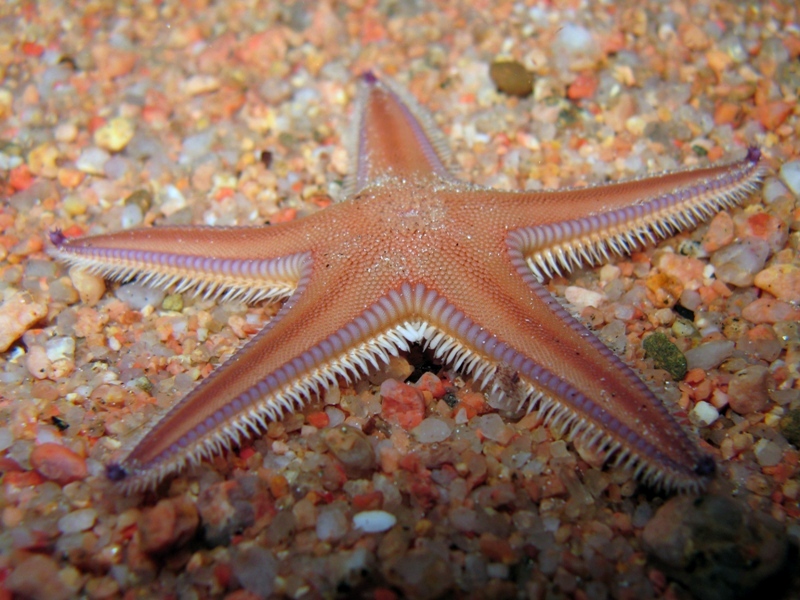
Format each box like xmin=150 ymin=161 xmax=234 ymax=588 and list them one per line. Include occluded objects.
xmin=381 ymin=379 xmax=425 ymax=429
xmin=353 ymin=509 xmax=397 ymax=533
xmin=58 ymin=507 xmax=98 ymax=534
xmin=27 ymin=142 xmax=60 ymax=177
xmin=736 ymin=213 xmax=788 ymax=253
xmin=197 ymin=481 xmax=256 ymax=546
xmin=92 ymin=44 xmax=137 ymax=79
xmin=727 ymin=365 xmax=772 ymax=414
xmin=711 ymin=239 xmax=769 ymax=287
xmin=0 ymin=291 xmax=47 ymax=352
xmin=5 ymin=554 xmax=74 ymax=600
xmin=138 ymin=495 xmax=199 ymax=554
xmin=702 ymin=211 xmax=735 ymax=252
xmin=54 ymin=122 xmax=78 ymax=143
xmin=565 ymin=285 xmax=604 ymax=309
xmin=63 ymin=194 xmax=88 ymax=216
xmin=754 ymin=264 xmax=800 ymax=303
xmin=643 ymin=495 xmax=788 ymax=600
xmin=742 ymin=298 xmax=800 ymax=324
xmin=689 ymin=401 xmax=719 ymax=427
xmin=489 ymin=59 xmax=533 ymax=97
xmin=162 ymin=293 xmax=184 ymax=312
xmin=475 ymin=413 xmax=514 ymax=445
xmin=115 ymin=282 xmax=166 ymax=310
xmin=322 ymin=424 xmax=376 ymax=476
xmin=26 ymin=344 xmax=51 ymax=379
xmin=183 ymin=74 xmax=222 ymax=96
xmin=779 ymin=160 xmax=800 ymax=197
xmin=30 ymin=443 xmax=88 ymax=484
xmin=69 ymin=266 xmax=106 ymax=306
xmin=643 ymin=333 xmax=687 ymax=380
xmin=316 ymin=504 xmax=349 ymax=542
xmin=76 ymin=147 xmax=111 ymax=175
xmin=232 ymin=545 xmax=278 ymax=598
xmin=412 ymin=417 xmax=452 ymax=443
xmin=684 ymin=340 xmax=734 ymax=371
xmin=752 ymin=439 xmax=783 ymax=467
xmin=780 ymin=410 xmax=800 ymax=447
xmin=753 ymin=101 xmax=792 ymax=130
xmin=93 ymin=117 xmax=135 ymax=152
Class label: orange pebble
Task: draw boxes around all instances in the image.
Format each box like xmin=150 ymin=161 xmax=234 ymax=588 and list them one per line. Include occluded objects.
xmin=29 ymin=443 xmax=88 ymax=484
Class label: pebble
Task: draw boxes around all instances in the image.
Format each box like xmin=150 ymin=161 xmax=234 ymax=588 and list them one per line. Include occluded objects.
xmin=412 ymin=417 xmax=452 ymax=443
xmin=689 ymin=401 xmax=719 ymax=427
xmin=643 ymin=495 xmax=788 ymax=600
xmin=27 ymin=142 xmax=60 ymax=177
xmin=322 ymin=425 xmax=376 ymax=476
xmin=684 ymin=340 xmax=734 ymax=371
xmin=91 ymin=44 xmax=137 ymax=78
xmin=779 ymin=160 xmax=800 ymax=196
xmin=642 ymin=332 xmax=687 ymax=380
xmin=489 ymin=60 xmax=533 ymax=97
xmin=475 ymin=413 xmax=514 ymax=445
xmin=702 ymin=211 xmax=735 ymax=252
xmin=69 ymin=266 xmax=106 ymax=306
xmin=752 ymin=438 xmax=783 ymax=468
xmin=380 ymin=379 xmax=425 ymax=429
xmin=565 ymin=285 xmax=604 ymax=309
xmin=115 ymin=282 xmax=166 ymax=310
xmin=76 ymin=147 xmax=111 ymax=175
xmin=0 ymin=291 xmax=48 ymax=352
xmin=182 ymin=74 xmax=222 ymax=96
xmin=93 ymin=117 xmax=135 ymax=152
xmin=727 ymin=365 xmax=772 ymax=414
xmin=353 ymin=509 xmax=397 ymax=533
xmin=742 ymin=297 xmax=800 ymax=324
xmin=5 ymin=554 xmax=74 ymax=600
xmin=710 ymin=239 xmax=769 ymax=287
xmin=232 ymin=545 xmax=278 ymax=598
xmin=316 ymin=504 xmax=349 ymax=541
xmin=138 ymin=495 xmax=199 ymax=554
xmin=30 ymin=443 xmax=88 ymax=484
xmin=58 ymin=507 xmax=98 ymax=534
xmin=754 ymin=264 xmax=800 ymax=303
xmin=54 ymin=122 xmax=78 ymax=143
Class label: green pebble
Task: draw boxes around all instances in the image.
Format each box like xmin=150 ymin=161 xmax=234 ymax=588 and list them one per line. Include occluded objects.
xmin=132 ymin=376 xmax=153 ymax=394
xmin=162 ymin=293 xmax=184 ymax=312
xmin=643 ymin=332 xmax=688 ymax=381
xmin=780 ymin=410 xmax=800 ymax=447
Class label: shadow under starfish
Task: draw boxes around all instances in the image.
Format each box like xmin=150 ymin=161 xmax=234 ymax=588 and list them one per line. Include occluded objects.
xmin=49 ymin=71 xmax=764 ymax=493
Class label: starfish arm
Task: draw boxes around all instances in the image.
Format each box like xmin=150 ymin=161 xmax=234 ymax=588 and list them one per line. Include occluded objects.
xmin=491 ymin=148 xmax=763 ymax=280
xmin=48 ymin=223 xmax=318 ymax=304
xmin=343 ymin=72 xmax=456 ymax=196
xmin=424 ymin=258 xmax=713 ymax=492
xmin=106 ymin=263 xmax=429 ymax=491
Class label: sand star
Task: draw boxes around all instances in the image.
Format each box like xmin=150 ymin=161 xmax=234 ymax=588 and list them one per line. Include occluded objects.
xmin=50 ymin=72 xmax=764 ymax=492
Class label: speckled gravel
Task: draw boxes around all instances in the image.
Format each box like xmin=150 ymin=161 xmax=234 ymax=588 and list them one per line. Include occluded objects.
xmin=1 ymin=1 xmax=799 ymax=599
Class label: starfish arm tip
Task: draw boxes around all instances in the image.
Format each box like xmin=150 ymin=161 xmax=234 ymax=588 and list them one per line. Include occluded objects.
xmin=48 ymin=228 xmax=67 ymax=247
xmin=106 ymin=463 xmax=128 ymax=482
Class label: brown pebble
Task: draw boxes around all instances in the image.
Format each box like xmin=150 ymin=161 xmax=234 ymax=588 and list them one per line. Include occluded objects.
xmin=727 ymin=365 xmax=772 ymax=414
xmin=489 ymin=59 xmax=534 ymax=97
xmin=754 ymin=264 xmax=800 ymax=303
xmin=322 ymin=424 xmax=376 ymax=477
xmin=138 ymin=495 xmax=199 ymax=554
xmin=69 ymin=266 xmax=106 ymax=306
xmin=5 ymin=554 xmax=74 ymax=600
xmin=30 ymin=442 xmax=88 ymax=484
xmin=0 ymin=291 xmax=48 ymax=352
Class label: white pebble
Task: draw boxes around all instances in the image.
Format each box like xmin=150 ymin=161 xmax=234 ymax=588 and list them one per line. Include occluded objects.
xmin=353 ymin=510 xmax=396 ymax=533
xmin=58 ymin=508 xmax=97 ymax=534
xmin=412 ymin=417 xmax=452 ymax=443
xmin=684 ymin=340 xmax=734 ymax=371
xmin=689 ymin=401 xmax=719 ymax=427
xmin=76 ymin=147 xmax=110 ymax=175
xmin=316 ymin=505 xmax=348 ymax=541
xmin=779 ymin=160 xmax=800 ymax=197
xmin=115 ymin=283 xmax=166 ymax=311
xmin=45 ymin=337 xmax=75 ymax=362
xmin=565 ymin=286 xmax=604 ymax=309
xmin=0 ymin=428 xmax=12 ymax=452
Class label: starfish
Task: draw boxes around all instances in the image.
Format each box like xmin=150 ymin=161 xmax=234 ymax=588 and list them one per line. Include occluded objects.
xmin=50 ymin=72 xmax=763 ymax=493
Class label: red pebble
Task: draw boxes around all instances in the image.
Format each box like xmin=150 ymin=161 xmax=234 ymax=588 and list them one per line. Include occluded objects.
xmin=29 ymin=443 xmax=88 ymax=484
xmin=380 ymin=379 xmax=425 ymax=429
xmin=415 ymin=372 xmax=446 ymax=399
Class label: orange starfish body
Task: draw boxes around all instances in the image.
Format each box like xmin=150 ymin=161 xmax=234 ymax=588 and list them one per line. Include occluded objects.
xmin=50 ymin=73 xmax=763 ymax=492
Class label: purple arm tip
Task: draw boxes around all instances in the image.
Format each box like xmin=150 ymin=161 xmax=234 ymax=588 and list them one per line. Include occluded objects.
xmin=361 ymin=71 xmax=378 ymax=85
xmin=746 ymin=146 xmax=761 ymax=164
xmin=106 ymin=463 xmax=128 ymax=482
xmin=49 ymin=228 xmax=67 ymax=247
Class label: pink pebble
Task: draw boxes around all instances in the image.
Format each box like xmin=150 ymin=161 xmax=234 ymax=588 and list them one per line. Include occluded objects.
xmin=415 ymin=372 xmax=446 ymax=399
xmin=30 ymin=443 xmax=88 ymax=484
xmin=380 ymin=379 xmax=425 ymax=430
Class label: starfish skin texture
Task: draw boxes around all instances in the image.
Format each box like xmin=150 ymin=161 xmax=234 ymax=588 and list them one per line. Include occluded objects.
xmin=50 ymin=73 xmax=764 ymax=493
